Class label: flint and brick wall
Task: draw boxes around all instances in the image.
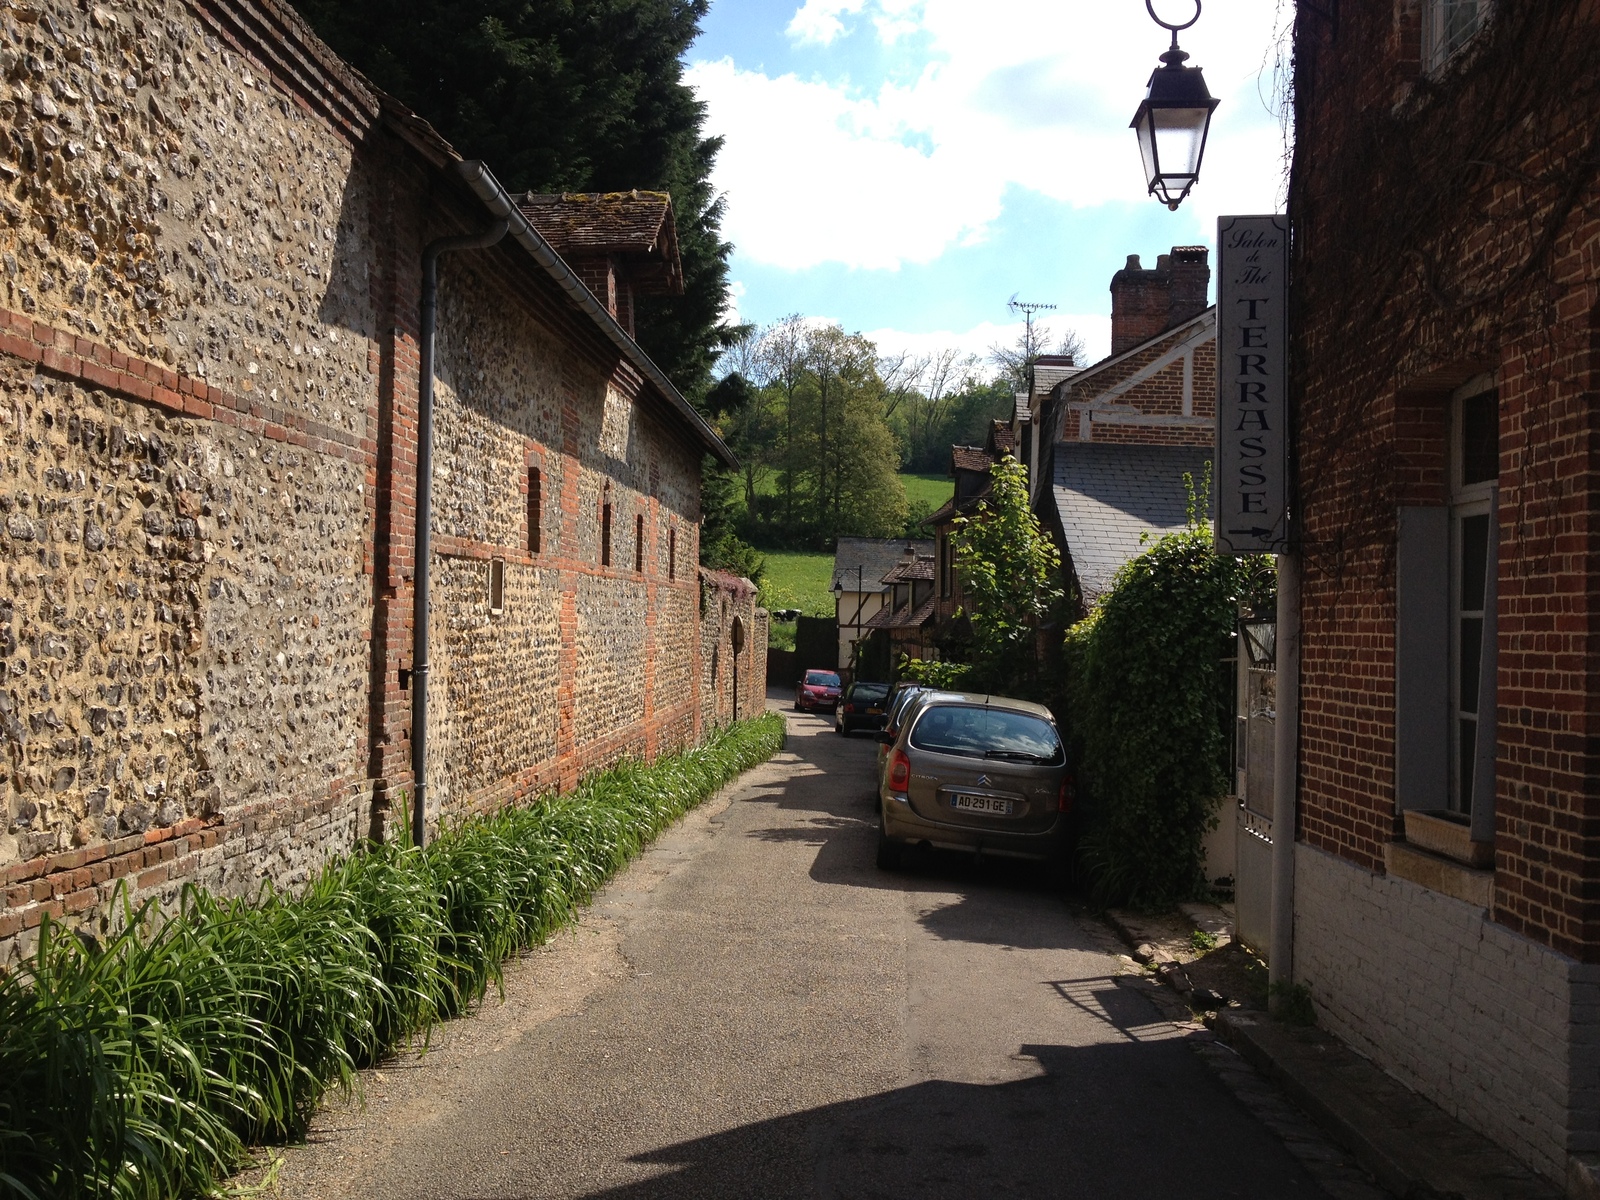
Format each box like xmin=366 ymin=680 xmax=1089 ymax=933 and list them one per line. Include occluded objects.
xmin=699 ymin=569 xmax=766 ymax=732
xmin=0 ymin=0 xmax=732 ymax=963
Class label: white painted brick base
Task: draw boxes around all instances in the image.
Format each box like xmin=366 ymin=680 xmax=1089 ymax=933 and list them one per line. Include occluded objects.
xmin=1294 ymin=843 xmax=1600 ymax=1187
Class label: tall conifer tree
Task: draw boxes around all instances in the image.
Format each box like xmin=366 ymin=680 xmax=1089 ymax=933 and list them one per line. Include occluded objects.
xmin=293 ymin=0 xmax=736 ymax=399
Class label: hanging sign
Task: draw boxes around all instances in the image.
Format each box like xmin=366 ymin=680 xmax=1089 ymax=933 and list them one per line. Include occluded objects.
xmin=1215 ymin=214 xmax=1289 ymax=556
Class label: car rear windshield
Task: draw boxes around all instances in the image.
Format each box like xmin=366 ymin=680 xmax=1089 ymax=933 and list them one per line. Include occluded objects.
xmin=908 ymin=705 xmax=1063 ymax=764
xmin=805 ymin=671 xmax=840 ymax=687
xmin=852 ymin=683 xmax=890 ymax=701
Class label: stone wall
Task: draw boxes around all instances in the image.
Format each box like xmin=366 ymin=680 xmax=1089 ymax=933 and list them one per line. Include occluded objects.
xmin=1294 ymin=844 xmax=1600 ymax=1183
xmin=0 ymin=0 xmax=729 ymax=964
xmin=699 ymin=569 xmax=766 ymax=731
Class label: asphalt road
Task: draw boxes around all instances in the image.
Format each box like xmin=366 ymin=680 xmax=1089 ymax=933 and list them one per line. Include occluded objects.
xmin=271 ymin=699 xmax=1328 ymax=1199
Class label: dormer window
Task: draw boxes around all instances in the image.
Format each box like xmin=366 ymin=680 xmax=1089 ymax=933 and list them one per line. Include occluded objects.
xmin=1423 ymin=0 xmax=1488 ymax=73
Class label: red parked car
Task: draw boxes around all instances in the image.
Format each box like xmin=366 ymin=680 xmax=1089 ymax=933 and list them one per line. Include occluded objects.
xmin=794 ymin=669 xmax=843 ymax=713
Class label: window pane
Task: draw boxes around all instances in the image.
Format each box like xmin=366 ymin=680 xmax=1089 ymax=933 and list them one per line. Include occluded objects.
xmin=1457 ymin=716 xmax=1477 ymax=814
xmin=908 ymin=705 xmax=1064 ymax=763
xmin=1442 ymin=0 xmax=1481 ymax=56
xmin=1460 ymin=513 xmax=1489 ymax=611
xmin=1458 ymin=615 xmax=1483 ymax=715
xmin=1460 ymin=391 xmax=1498 ymax=485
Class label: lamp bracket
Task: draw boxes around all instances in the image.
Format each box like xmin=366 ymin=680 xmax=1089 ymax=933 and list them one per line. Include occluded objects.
xmin=1146 ymin=0 xmax=1200 ymax=51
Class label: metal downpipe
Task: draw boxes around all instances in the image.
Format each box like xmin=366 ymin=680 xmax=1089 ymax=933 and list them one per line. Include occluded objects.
xmin=411 ymin=221 xmax=509 ymax=849
xmin=1268 ymin=549 xmax=1301 ymax=1001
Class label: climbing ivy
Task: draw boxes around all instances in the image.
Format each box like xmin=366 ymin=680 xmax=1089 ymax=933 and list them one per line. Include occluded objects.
xmin=1064 ymin=516 xmax=1267 ymax=910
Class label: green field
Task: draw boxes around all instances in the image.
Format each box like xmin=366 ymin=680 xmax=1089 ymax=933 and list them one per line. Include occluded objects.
xmin=758 ymin=550 xmax=835 ymax=650
xmin=747 ymin=470 xmax=950 ymax=511
xmin=900 ymin=471 xmax=953 ymax=511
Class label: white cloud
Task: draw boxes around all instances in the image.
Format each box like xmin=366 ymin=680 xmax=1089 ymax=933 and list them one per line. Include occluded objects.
xmin=861 ymin=313 xmax=1112 ymax=370
xmin=689 ymin=0 xmax=1292 ymax=272
xmin=722 ymin=279 xmax=748 ymax=327
xmin=786 ymin=0 xmax=867 ymax=46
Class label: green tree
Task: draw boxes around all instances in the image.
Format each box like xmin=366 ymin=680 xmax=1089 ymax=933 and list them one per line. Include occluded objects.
xmin=725 ymin=317 xmax=908 ymax=548
xmin=948 ymin=457 xmax=1063 ymax=698
xmin=291 ymin=0 xmax=736 ymax=397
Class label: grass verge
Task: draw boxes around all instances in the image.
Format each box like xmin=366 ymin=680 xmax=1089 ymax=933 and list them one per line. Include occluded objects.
xmin=757 ymin=551 xmax=835 ymax=650
xmin=899 ymin=472 xmax=953 ymax=512
xmin=0 ymin=714 xmax=786 ymax=1200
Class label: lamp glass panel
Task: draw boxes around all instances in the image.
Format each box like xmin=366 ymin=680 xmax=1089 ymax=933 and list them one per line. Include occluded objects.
xmin=1135 ymin=113 xmax=1159 ymax=188
xmin=1151 ymin=107 xmax=1210 ymax=178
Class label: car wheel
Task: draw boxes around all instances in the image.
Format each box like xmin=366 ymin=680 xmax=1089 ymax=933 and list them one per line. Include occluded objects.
xmin=876 ymin=812 xmax=903 ymax=871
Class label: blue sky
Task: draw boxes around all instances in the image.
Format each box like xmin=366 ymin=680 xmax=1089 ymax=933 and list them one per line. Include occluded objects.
xmin=687 ymin=0 xmax=1293 ymax=364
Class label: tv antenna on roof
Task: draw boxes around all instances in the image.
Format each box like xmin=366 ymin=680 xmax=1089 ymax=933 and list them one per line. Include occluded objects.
xmin=1008 ymin=294 xmax=1057 ymax=360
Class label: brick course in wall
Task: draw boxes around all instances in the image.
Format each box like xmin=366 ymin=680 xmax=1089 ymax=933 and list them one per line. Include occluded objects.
xmin=0 ymin=0 xmax=743 ymax=962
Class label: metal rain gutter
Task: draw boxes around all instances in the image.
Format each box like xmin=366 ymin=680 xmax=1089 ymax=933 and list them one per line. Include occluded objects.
xmin=450 ymin=159 xmax=739 ymax=470
xmin=411 ymin=219 xmax=510 ymax=849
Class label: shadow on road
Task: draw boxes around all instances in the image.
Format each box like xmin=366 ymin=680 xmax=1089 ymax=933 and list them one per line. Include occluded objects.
xmin=538 ymin=1037 xmax=1320 ymax=1200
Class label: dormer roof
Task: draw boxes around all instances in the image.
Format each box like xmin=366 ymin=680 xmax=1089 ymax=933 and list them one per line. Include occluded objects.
xmin=519 ymin=191 xmax=684 ymax=295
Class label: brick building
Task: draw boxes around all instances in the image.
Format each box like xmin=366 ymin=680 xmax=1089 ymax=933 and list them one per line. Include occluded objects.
xmin=1284 ymin=2 xmax=1600 ymax=1188
xmin=1029 ymin=248 xmax=1217 ymax=612
xmin=0 ymin=0 xmax=759 ymax=962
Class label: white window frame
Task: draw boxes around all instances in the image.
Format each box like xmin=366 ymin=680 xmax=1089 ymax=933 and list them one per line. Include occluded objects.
xmin=1422 ymin=0 xmax=1489 ymax=74
xmin=1447 ymin=375 xmax=1497 ymax=822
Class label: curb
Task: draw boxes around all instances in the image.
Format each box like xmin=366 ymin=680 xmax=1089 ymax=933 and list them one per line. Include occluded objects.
xmin=1216 ymin=1010 xmax=1561 ymax=1200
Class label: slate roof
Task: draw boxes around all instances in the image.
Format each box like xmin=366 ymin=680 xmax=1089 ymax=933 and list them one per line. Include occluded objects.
xmin=519 ymin=191 xmax=683 ymax=293
xmin=1030 ymin=358 xmax=1082 ymax=401
xmin=1051 ymin=443 xmax=1215 ymax=602
xmin=832 ymin=538 xmax=933 ymax=592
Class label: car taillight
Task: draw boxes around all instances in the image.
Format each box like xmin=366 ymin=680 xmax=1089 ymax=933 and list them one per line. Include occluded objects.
xmin=1058 ymin=774 xmax=1075 ymax=813
xmin=843 ymin=703 xmax=855 ymax=713
xmin=888 ymin=748 xmax=911 ymax=792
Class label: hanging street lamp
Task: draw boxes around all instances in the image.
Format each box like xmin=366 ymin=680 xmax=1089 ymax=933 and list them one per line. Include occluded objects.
xmin=1130 ymin=0 xmax=1220 ymax=211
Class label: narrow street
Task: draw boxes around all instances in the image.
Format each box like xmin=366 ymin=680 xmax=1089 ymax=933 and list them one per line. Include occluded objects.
xmin=272 ymin=698 xmax=1327 ymax=1199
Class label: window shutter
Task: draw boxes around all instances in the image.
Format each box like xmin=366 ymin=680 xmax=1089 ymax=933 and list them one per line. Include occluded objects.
xmin=1470 ymin=489 xmax=1498 ymax=842
xmin=1395 ymin=506 xmax=1449 ymax=812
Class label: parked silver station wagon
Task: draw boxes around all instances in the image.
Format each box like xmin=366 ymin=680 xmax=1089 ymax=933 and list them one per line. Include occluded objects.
xmin=876 ymin=693 xmax=1070 ymax=869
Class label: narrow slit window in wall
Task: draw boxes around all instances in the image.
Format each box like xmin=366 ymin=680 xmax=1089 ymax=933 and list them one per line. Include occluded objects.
xmin=635 ymin=514 xmax=645 ymax=572
xmin=668 ymin=527 xmax=676 ymax=580
xmin=527 ymin=466 xmax=541 ymax=554
xmin=601 ymin=501 xmax=612 ymax=566
xmin=488 ymin=558 xmax=506 ymax=616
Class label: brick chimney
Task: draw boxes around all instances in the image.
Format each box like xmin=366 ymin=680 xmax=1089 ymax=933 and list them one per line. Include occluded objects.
xmin=1109 ymin=246 xmax=1212 ymax=356
xmin=1167 ymin=245 xmax=1210 ymax=330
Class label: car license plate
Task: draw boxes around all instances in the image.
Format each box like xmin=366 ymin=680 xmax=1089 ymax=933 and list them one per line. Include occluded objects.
xmin=866 ymin=707 xmax=882 ymax=715
xmin=951 ymin=793 xmax=1013 ymax=816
